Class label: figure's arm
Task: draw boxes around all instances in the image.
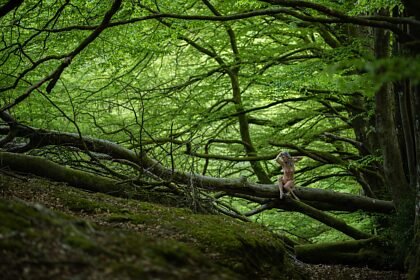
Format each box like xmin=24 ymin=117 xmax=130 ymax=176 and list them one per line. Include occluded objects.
xmin=275 ymin=153 xmax=284 ymax=165
xmin=292 ymin=156 xmax=303 ymax=163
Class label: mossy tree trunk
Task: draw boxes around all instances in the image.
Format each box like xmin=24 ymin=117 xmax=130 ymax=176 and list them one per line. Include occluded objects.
xmin=0 ymin=151 xmax=133 ymax=195
xmin=0 ymin=124 xmax=394 ymax=213
xmin=0 ymin=150 xmax=372 ymax=240
xmin=295 ymin=237 xmax=398 ymax=269
xmin=370 ymin=2 xmax=420 ymax=277
xmin=399 ymin=2 xmax=420 ymax=279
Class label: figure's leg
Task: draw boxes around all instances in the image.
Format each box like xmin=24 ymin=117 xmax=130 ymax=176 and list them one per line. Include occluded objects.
xmin=278 ymin=177 xmax=284 ymax=199
xmin=284 ymin=181 xmax=300 ymax=200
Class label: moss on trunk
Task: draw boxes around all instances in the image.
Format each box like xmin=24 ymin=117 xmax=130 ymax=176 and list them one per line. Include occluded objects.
xmin=295 ymin=237 xmax=399 ymax=269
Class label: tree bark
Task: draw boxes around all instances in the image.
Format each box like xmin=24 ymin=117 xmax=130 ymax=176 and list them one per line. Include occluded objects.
xmin=400 ymin=3 xmax=420 ymax=279
xmin=0 ymin=124 xmax=395 ymax=215
xmin=295 ymin=237 xmax=398 ymax=269
xmin=0 ymin=152 xmax=132 ymax=195
xmin=0 ymin=150 xmax=374 ymax=239
xmin=281 ymin=199 xmax=371 ymax=240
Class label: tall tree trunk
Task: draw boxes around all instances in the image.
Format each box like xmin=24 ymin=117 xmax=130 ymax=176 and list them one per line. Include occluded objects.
xmin=374 ymin=9 xmax=416 ymax=269
xmin=408 ymin=81 xmax=420 ymax=280
xmin=374 ymin=11 xmax=413 ymax=210
xmin=400 ymin=5 xmax=420 ymax=279
xmin=374 ymin=1 xmax=420 ymax=276
xmin=408 ymin=39 xmax=420 ymax=280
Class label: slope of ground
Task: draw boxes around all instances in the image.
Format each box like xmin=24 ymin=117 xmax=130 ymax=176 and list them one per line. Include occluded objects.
xmin=0 ymin=173 xmax=303 ymax=279
xmin=0 ymin=173 xmax=408 ymax=279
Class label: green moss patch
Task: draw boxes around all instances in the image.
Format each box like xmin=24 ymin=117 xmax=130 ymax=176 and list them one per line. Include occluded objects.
xmin=0 ymin=174 xmax=304 ymax=279
xmin=0 ymin=198 xmax=237 ymax=279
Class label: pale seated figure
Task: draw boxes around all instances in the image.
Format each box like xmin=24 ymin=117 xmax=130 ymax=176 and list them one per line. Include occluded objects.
xmin=275 ymin=151 xmax=302 ymax=200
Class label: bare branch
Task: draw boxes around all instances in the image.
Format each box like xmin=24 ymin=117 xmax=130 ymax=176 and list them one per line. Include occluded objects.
xmin=1 ymin=0 xmax=123 ymax=112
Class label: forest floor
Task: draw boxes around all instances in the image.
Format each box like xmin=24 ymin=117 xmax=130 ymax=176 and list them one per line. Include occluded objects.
xmin=0 ymin=172 xmax=408 ymax=280
xmin=297 ymin=262 xmax=406 ymax=280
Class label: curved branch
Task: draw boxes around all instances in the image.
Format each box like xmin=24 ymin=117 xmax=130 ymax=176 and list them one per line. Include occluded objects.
xmin=323 ymin=132 xmax=371 ymax=154
xmin=220 ymin=97 xmax=313 ymax=119
xmin=244 ymin=201 xmax=275 ymax=216
xmin=25 ymin=7 xmax=420 ymax=34
xmin=260 ymin=0 xmax=417 ymax=41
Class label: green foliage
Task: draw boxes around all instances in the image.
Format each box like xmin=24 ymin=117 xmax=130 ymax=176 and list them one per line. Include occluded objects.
xmin=349 ymin=0 xmax=403 ymax=14
xmin=250 ymin=208 xmax=376 ymax=244
xmin=0 ymin=0 xmax=403 ymax=250
xmin=364 ymin=56 xmax=420 ymax=86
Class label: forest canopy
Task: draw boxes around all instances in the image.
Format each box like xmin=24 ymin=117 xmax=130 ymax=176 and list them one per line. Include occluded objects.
xmin=1 ymin=0 xmax=420 ymax=278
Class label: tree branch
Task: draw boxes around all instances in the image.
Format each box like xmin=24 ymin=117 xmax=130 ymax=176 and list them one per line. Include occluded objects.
xmin=0 ymin=124 xmax=395 ymax=215
xmin=0 ymin=0 xmax=123 ymax=111
xmin=260 ymin=0 xmax=415 ymax=42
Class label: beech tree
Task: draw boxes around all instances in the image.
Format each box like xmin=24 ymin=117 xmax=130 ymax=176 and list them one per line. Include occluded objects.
xmin=1 ymin=0 xmax=419 ymax=277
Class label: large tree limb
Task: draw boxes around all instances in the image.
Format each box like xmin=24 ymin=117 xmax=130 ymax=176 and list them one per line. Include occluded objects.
xmin=0 ymin=119 xmax=388 ymax=239
xmin=295 ymin=237 xmax=397 ymax=269
xmin=0 ymin=146 xmax=367 ymax=239
xmin=260 ymin=0 xmax=417 ymax=41
xmin=0 ymin=150 xmax=370 ymax=239
xmin=24 ymin=6 xmax=420 ymax=35
xmin=282 ymin=199 xmax=371 ymax=239
xmin=0 ymin=151 xmax=131 ymax=195
xmin=0 ymin=122 xmax=394 ymax=214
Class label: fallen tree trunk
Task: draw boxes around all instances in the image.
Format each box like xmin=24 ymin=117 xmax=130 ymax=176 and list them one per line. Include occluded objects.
xmin=0 ymin=124 xmax=395 ymax=214
xmin=0 ymin=151 xmax=371 ymax=240
xmin=0 ymin=151 xmax=132 ymax=195
xmin=295 ymin=237 xmax=399 ymax=270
